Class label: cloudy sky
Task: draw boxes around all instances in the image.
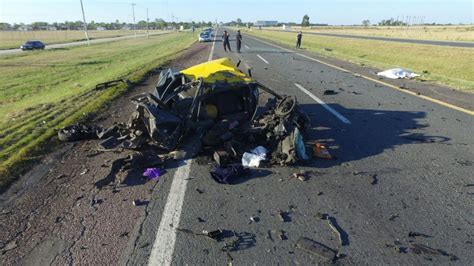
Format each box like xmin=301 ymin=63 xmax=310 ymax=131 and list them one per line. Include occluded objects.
xmin=1 ymin=0 xmax=472 ymax=25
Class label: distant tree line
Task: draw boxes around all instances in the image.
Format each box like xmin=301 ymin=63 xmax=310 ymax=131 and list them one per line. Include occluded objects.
xmin=0 ymin=20 xmax=213 ymax=31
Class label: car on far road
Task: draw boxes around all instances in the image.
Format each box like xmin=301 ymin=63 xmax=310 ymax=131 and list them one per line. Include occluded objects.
xmin=20 ymin=40 xmax=45 ymax=51
xmin=199 ymin=31 xmax=212 ymax=42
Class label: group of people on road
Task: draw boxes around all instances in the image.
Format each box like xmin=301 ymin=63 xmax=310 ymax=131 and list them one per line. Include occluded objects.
xmin=222 ymin=30 xmax=242 ymax=53
xmin=220 ymin=30 xmax=303 ymax=53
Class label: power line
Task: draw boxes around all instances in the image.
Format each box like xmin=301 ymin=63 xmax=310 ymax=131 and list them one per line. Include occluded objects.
xmin=131 ymin=3 xmax=137 ymax=36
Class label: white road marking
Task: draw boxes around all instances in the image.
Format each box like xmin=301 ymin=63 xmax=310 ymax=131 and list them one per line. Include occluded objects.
xmin=208 ymin=28 xmax=218 ymax=61
xmin=148 ymin=161 xmax=191 ymax=266
xmin=256 ymin=54 xmax=269 ymax=64
xmin=244 ymin=44 xmax=250 ymax=49
xmin=148 ymin=27 xmax=219 ymax=266
xmin=295 ymin=83 xmax=351 ymax=124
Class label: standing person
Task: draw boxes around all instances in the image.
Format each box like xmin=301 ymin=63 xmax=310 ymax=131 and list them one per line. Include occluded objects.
xmin=236 ymin=30 xmax=242 ymax=53
xmin=222 ymin=30 xmax=232 ymax=52
xmin=296 ymin=31 xmax=302 ymax=48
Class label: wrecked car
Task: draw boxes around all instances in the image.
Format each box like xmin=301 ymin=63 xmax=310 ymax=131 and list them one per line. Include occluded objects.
xmin=59 ymin=58 xmax=311 ymax=166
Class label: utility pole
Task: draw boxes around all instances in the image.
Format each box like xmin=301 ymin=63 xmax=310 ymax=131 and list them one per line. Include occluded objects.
xmin=146 ymin=8 xmax=149 ymax=39
xmin=79 ymin=0 xmax=90 ymax=45
xmin=131 ymin=3 xmax=137 ymax=37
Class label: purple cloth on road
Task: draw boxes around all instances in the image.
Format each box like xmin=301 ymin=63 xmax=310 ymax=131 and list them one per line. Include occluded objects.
xmin=143 ymin=168 xmax=162 ymax=180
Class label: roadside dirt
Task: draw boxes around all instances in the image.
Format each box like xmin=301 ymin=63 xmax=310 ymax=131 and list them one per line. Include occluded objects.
xmin=0 ymin=42 xmax=210 ymax=265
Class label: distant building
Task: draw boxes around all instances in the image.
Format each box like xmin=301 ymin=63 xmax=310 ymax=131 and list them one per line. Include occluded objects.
xmin=18 ymin=25 xmax=33 ymax=31
xmin=36 ymin=26 xmax=57 ymax=31
xmin=96 ymin=26 xmax=106 ymax=31
xmin=255 ymin=21 xmax=278 ymax=27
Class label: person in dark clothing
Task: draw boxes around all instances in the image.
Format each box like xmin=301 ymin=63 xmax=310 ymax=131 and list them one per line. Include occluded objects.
xmin=222 ymin=30 xmax=232 ymax=52
xmin=296 ymin=31 xmax=302 ymax=48
xmin=236 ymin=30 xmax=242 ymax=53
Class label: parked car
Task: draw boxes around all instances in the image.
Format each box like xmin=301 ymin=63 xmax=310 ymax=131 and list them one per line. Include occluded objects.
xmin=20 ymin=40 xmax=45 ymax=50
xmin=199 ymin=31 xmax=212 ymax=42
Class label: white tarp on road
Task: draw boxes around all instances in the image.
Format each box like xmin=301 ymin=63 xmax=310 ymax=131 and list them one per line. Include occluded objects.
xmin=377 ymin=68 xmax=420 ymax=79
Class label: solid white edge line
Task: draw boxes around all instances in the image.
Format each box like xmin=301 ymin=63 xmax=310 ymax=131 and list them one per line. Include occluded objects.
xmin=208 ymin=28 xmax=218 ymax=61
xmin=256 ymin=54 xmax=269 ymax=64
xmin=295 ymin=83 xmax=351 ymax=125
xmin=148 ymin=26 xmax=219 ymax=266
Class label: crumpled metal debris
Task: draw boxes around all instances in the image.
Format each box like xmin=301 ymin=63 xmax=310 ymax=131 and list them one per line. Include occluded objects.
xmin=58 ymin=58 xmax=312 ymax=178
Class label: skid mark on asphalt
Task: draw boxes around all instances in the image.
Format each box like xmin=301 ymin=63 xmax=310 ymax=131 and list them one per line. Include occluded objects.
xmin=295 ymin=83 xmax=351 ymax=124
xmin=148 ymin=27 xmax=220 ymax=266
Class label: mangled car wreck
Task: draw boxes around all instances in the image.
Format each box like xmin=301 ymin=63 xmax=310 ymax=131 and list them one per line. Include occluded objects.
xmin=59 ymin=58 xmax=313 ymax=183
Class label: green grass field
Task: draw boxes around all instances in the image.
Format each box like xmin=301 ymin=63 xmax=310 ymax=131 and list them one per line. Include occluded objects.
xmin=0 ymin=32 xmax=196 ymax=186
xmin=243 ymin=29 xmax=474 ymax=91
xmin=0 ymin=29 xmax=167 ymax=50
xmin=269 ymin=25 xmax=474 ymax=42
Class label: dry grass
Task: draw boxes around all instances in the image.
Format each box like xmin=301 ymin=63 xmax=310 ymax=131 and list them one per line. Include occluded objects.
xmin=269 ymin=25 xmax=474 ymax=42
xmin=0 ymin=29 xmax=166 ymax=49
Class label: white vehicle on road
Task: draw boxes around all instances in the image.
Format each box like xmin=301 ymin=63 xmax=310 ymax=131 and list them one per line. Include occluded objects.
xmin=198 ymin=31 xmax=212 ymax=42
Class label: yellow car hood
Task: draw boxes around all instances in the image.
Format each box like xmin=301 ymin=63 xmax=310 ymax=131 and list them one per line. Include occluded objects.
xmin=181 ymin=58 xmax=253 ymax=84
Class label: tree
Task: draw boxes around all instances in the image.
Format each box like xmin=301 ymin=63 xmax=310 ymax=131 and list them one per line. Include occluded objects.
xmin=236 ymin=18 xmax=242 ymax=26
xmin=301 ymin=15 xmax=310 ymax=27
xmin=362 ymin=20 xmax=370 ymax=27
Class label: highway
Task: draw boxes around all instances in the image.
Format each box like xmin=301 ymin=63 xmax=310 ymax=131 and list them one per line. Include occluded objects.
xmin=131 ymin=27 xmax=474 ymax=264
xmin=1 ymin=27 xmax=473 ymax=265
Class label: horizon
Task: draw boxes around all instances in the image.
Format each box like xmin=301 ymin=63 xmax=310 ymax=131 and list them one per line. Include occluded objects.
xmin=0 ymin=0 xmax=472 ymax=25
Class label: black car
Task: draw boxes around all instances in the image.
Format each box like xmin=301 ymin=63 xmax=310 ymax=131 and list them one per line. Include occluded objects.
xmin=20 ymin=40 xmax=45 ymax=50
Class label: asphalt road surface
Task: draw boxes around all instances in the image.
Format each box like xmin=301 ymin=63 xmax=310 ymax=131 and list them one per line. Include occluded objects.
xmin=0 ymin=31 xmax=170 ymax=56
xmin=271 ymin=29 xmax=474 ymax=48
xmin=1 ymin=27 xmax=473 ymax=265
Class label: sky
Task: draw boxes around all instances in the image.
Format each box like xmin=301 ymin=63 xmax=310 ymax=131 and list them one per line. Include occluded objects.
xmin=0 ymin=0 xmax=472 ymax=25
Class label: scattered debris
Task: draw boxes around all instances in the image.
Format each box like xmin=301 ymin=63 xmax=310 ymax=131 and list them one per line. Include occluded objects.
xmin=196 ymin=188 xmax=205 ymax=194
xmin=132 ymin=199 xmax=149 ymax=206
xmin=278 ymin=210 xmax=291 ymax=222
xmin=296 ymin=237 xmax=337 ymax=262
xmin=242 ymin=146 xmax=268 ymax=167
xmin=80 ymin=169 xmax=88 ymax=175
xmin=95 ymin=78 xmax=130 ymax=90
xmin=371 ymin=174 xmax=379 ymax=185
xmin=142 ymin=168 xmax=162 ymax=180
xmin=203 ymin=229 xmax=225 ymax=241
xmin=249 ymin=216 xmax=259 ymax=223
xmin=323 ymin=48 xmax=333 ymax=52
xmin=275 ymin=230 xmax=287 ymax=240
xmin=289 ymin=170 xmax=307 ymax=181
xmin=323 ymin=215 xmax=350 ymax=246
xmin=388 ymin=214 xmax=399 ymax=221
xmin=377 ymin=68 xmax=420 ymax=79
xmin=197 ymin=217 xmax=206 ymax=223
xmin=313 ymin=143 xmax=333 ymax=159
xmin=409 ymin=243 xmax=454 ymax=259
xmin=408 ymin=231 xmax=432 ymax=238
xmin=210 ymin=164 xmax=249 ymax=184
xmin=323 ymin=90 xmax=338 ymax=95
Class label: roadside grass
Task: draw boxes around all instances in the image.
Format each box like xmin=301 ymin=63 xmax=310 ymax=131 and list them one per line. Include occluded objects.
xmin=0 ymin=29 xmax=167 ymax=49
xmin=268 ymin=25 xmax=474 ymax=42
xmin=0 ymin=32 xmax=196 ymax=187
xmin=243 ymin=29 xmax=474 ymax=91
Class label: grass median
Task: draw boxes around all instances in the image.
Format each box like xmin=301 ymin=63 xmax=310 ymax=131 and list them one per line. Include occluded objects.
xmin=0 ymin=32 xmax=196 ymax=188
xmin=243 ymin=29 xmax=474 ymax=91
